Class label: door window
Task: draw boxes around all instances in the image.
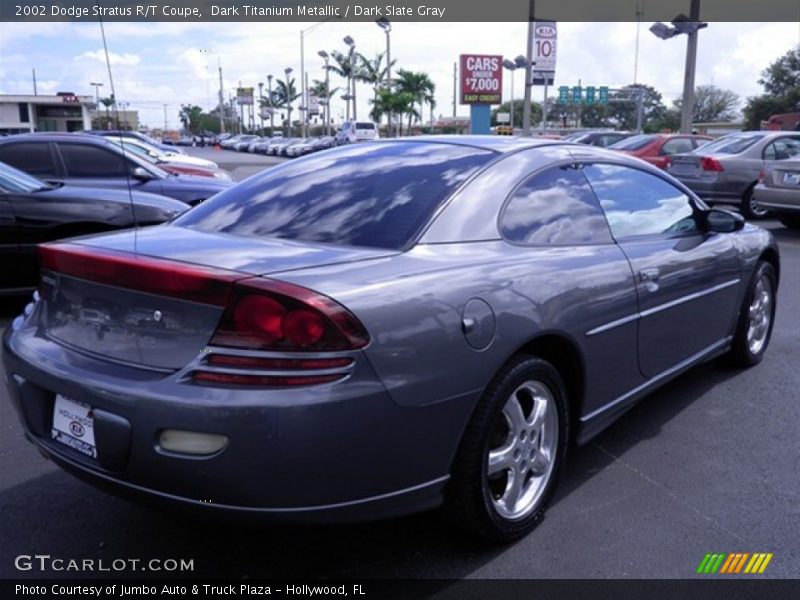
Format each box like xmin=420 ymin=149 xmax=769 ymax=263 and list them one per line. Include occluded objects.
xmin=59 ymin=143 xmax=129 ymax=177
xmin=583 ymin=163 xmax=698 ymax=239
xmin=0 ymin=142 xmax=58 ymax=177
xmin=661 ymin=137 xmax=694 ymax=156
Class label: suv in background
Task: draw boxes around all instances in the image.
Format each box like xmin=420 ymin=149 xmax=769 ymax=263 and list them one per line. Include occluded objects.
xmin=335 ymin=121 xmax=379 ymax=145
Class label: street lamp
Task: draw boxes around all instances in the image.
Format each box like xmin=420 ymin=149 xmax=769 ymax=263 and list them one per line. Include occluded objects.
xmin=343 ymin=35 xmax=356 ymax=121
xmin=90 ymin=82 xmax=103 ymax=110
xmin=650 ymin=0 xmax=707 ymax=133
xmin=376 ymin=18 xmax=392 ymax=136
xmin=502 ymin=59 xmax=517 ymax=130
xmin=284 ymin=67 xmax=293 ymax=136
xmin=267 ymin=74 xmax=274 ymax=133
xmin=319 ymin=50 xmax=331 ymax=135
xmin=258 ymin=81 xmax=264 ymax=133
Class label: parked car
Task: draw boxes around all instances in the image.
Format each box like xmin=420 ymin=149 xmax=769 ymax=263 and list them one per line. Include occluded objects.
xmin=562 ymin=131 xmax=634 ymax=147
xmin=608 ymin=133 xmax=712 ymax=169
xmin=0 ymin=160 xmax=187 ymax=294
xmin=247 ymin=137 xmax=267 ymax=153
xmin=2 ymin=137 xmax=779 ymax=541
xmin=667 ymin=131 xmax=800 ymax=219
xmin=267 ymin=138 xmax=299 ymax=156
xmin=754 ymin=158 xmax=800 ymax=229
xmin=87 ymin=130 xmax=186 ymax=155
xmin=219 ymin=134 xmax=243 ymax=149
xmin=105 ymin=138 xmax=232 ymax=181
xmin=0 ymin=133 xmax=232 ymax=206
xmin=335 ymin=121 xmax=380 ymax=145
xmin=252 ymin=137 xmax=278 ymax=154
xmin=233 ymin=135 xmax=259 ymax=152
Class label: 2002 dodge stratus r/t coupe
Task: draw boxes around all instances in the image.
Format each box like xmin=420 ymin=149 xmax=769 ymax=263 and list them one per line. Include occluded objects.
xmin=3 ymin=137 xmax=779 ymax=540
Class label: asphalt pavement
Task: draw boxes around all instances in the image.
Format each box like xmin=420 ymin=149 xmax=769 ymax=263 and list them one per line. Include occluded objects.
xmin=1 ymin=212 xmax=798 ymax=580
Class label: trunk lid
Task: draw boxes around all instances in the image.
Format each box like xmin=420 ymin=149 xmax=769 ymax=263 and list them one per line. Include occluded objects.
xmin=38 ymin=226 xmax=397 ymax=371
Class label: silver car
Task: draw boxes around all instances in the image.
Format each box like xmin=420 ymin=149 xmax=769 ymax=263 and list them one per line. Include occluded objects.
xmin=3 ymin=137 xmax=779 ymax=541
xmin=755 ymin=157 xmax=800 ymax=229
xmin=667 ymin=131 xmax=800 ymax=219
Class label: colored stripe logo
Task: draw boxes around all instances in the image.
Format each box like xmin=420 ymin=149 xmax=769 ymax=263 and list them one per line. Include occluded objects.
xmin=697 ymin=553 xmax=773 ymax=574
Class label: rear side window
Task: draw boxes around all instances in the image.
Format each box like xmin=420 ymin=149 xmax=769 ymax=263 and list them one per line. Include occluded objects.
xmin=695 ymin=134 xmax=762 ymax=155
xmin=661 ymin=138 xmax=694 ymax=155
xmin=59 ymin=144 xmax=129 ymax=177
xmin=501 ymin=165 xmax=613 ymax=245
xmin=0 ymin=142 xmax=58 ymax=177
xmin=174 ymin=142 xmax=494 ymax=250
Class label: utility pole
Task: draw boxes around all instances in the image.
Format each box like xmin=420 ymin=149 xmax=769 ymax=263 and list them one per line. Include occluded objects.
xmin=267 ymin=75 xmax=274 ymax=133
xmin=301 ymin=30 xmax=306 ymax=137
xmin=162 ymin=104 xmax=168 ymax=132
xmin=238 ymin=80 xmax=244 ymax=133
xmin=680 ymin=0 xmax=701 ymax=133
xmin=452 ymin=62 xmax=456 ymax=118
xmin=32 ymin=69 xmax=38 ymax=95
xmin=217 ymin=60 xmax=226 ymax=133
xmin=522 ymin=0 xmax=535 ymax=136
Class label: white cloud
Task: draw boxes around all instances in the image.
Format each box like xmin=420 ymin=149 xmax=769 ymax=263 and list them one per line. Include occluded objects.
xmin=76 ymin=49 xmax=141 ymax=66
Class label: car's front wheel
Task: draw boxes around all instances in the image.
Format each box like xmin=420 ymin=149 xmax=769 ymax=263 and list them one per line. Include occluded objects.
xmin=728 ymin=260 xmax=777 ymax=367
xmin=443 ymin=356 xmax=569 ymax=541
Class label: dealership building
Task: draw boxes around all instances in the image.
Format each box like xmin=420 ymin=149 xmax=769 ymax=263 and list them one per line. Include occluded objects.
xmin=0 ymin=93 xmax=93 ymax=134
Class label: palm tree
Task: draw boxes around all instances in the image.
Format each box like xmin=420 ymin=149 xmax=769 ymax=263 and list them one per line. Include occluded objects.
xmin=394 ymin=70 xmax=435 ymax=133
xmin=310 ymin=79 xmax=339 ymax=130
xmin=326 ymin=50 xmax=362 ymax=120
xmin=273 ymin=79 xmax=300 ymax=135
xmin=371 ymin=89 xmax=417 ymax=136
xmin=99 ymin=95 xmax=115 ymax=122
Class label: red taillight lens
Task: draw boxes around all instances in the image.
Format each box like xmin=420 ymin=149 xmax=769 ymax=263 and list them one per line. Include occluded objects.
xmin=193 ymin=371 xmax=341 ymax=387
xmin=700 ymin=157 xmax=724 ymax=172
xmin=211 ymin=279 xmax=369 ymax=351
xmin=758 ymin=168 xmax=766 ymax=183
xmin=207 ymin=355 xmax=352 ymax=370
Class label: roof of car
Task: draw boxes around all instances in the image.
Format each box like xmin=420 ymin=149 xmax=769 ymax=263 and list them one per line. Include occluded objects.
xmin=0 ymin=132 xmax=114 ymax=144
xmin=376 ymin=135 xmax=563 ymax=153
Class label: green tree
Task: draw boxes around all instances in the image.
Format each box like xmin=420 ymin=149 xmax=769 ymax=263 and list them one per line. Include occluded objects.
xmin=271 ymin=79 xmax=301 ymax=135
xmin=371 ymin=89 xmax=416 ymax=135
xmin=394 ymin=69 xmax=435 ymax=131
xmin=607 ymin=84 xmax=666 ymax=131
xmin=178 ymin=104 xmax=204 ymax=133
xmin=743 ymin=45 xmax=800 ymax=130
xmin=326 ymin=50 xmax=363 ymax=120
xmin=673 ymin=85 xmax=740 ymax=123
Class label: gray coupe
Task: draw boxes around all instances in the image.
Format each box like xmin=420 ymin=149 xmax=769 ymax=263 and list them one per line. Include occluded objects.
xmin=3 ymin=137 xmax=780 ymax=540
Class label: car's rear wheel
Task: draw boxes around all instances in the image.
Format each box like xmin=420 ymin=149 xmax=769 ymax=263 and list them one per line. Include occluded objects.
xmin=741 ymin=186 xmax=769 ymax=220
xmin=443 ymin=356 xmax=568 ymax=541
xmin=778 ymin=215 xmax=800 ymax=229
xmin=728 ymin=261 xmax=777 ymax=367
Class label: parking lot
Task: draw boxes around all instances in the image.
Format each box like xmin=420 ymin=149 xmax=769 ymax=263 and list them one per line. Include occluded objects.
xmin=1 ymin=216 xmax=798 ymax=580
xmin=186 ymin=146 xmax=285 ymax=181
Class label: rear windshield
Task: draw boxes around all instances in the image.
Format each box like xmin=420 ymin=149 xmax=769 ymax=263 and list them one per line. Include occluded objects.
xmin=608 ymin=134 xmax=658 ymax=151
xmin=174 ymin=142 xmax=495 ymax=249
xmin=691 ymin=134 xmax=763 ymax=155
xmin=356 ymin=122 xmax=376 ymax=130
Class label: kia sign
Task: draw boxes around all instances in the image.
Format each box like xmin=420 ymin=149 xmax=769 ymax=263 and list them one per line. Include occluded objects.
xmin=460 ymin=54 xmax=502 ymax=105
xmin=532 ymin=21 xmax=557 ymax=86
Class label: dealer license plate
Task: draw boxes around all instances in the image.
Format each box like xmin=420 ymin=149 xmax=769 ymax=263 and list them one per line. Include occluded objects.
xmin=51 ymin=395 xmax=97 ymax=458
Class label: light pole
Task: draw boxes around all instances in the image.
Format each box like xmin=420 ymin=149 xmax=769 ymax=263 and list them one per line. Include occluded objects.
xmin=650 ymin=0 xmax=707 ymax=133
xmin=267 ymin=75 xmax=274 ymax=133
xmin=502 ymin=60 xmax=517 ymax=129
xmin=89 ymin=82 xmax=103 ymax=109
xmin=284 ymin=67 xmax=293 ymax=136
xmin=319 ymin=50 xmax=331 ymax=135
xmin=258 ymin=81 xmax=264 ymax=133
xmin=376 ymin=18 xmax=392 ymax=135
xmin=343 ymin=35 xmax=356 ymax=121
xmin=522 ymin=0 xmax=535 ymax=136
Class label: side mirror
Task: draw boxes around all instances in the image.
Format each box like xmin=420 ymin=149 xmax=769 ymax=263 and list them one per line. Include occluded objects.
xmin=131 ymin=167 xmax=154 ymax=181
xmin=704 ymin=208 xmax=745 ymax=233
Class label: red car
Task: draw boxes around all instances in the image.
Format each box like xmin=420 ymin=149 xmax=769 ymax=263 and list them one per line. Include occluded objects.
xmin=608 ymin=133 xmax=713 ymax=169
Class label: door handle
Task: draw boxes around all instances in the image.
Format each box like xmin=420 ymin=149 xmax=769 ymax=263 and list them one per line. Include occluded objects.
xmin=639 ymin=268 xmax=660 ymax=291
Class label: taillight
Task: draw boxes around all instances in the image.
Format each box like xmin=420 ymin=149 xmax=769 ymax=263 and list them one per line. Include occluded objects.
xmin=758 ymin=168 xmax=766 ymax=183
xmin=700 ymin=157 xmax=724 ymax=172
xmin=210 ymin=278 xmax=369 ymax=351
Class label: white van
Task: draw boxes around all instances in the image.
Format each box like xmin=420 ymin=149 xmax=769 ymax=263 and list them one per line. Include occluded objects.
xmin=335 ymin=121 xmax=380 ymax=145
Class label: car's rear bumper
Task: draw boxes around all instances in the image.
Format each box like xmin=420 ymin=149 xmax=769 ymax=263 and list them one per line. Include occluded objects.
xmin=673 ymin=177 xmax=744 ymax=203
xmin=754 ymin=184 xmax=800 ymax=214
xmin=3 ymin=303 xmax=465 ymax=522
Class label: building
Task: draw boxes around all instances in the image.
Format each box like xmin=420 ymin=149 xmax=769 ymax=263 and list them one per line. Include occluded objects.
xmin=89 ymin=108 xmax=140 ymax=131
xmin=0 ymin=93 xmax=93 ymax=134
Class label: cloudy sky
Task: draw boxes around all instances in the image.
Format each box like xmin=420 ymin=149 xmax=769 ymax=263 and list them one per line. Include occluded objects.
xmin=0 ymin=20 xmax=797 ymax=128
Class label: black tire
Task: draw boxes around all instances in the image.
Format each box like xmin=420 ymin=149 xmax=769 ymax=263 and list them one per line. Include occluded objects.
xmin=728 ymin=261 xmax=777 ymax=367
xmin=778 ymin=216 xmax=800 ymax=230
xmin=740 ymin=185 xmax=769 ymax=220
xmin=442 ymin=356 xmax=569 ymax=541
